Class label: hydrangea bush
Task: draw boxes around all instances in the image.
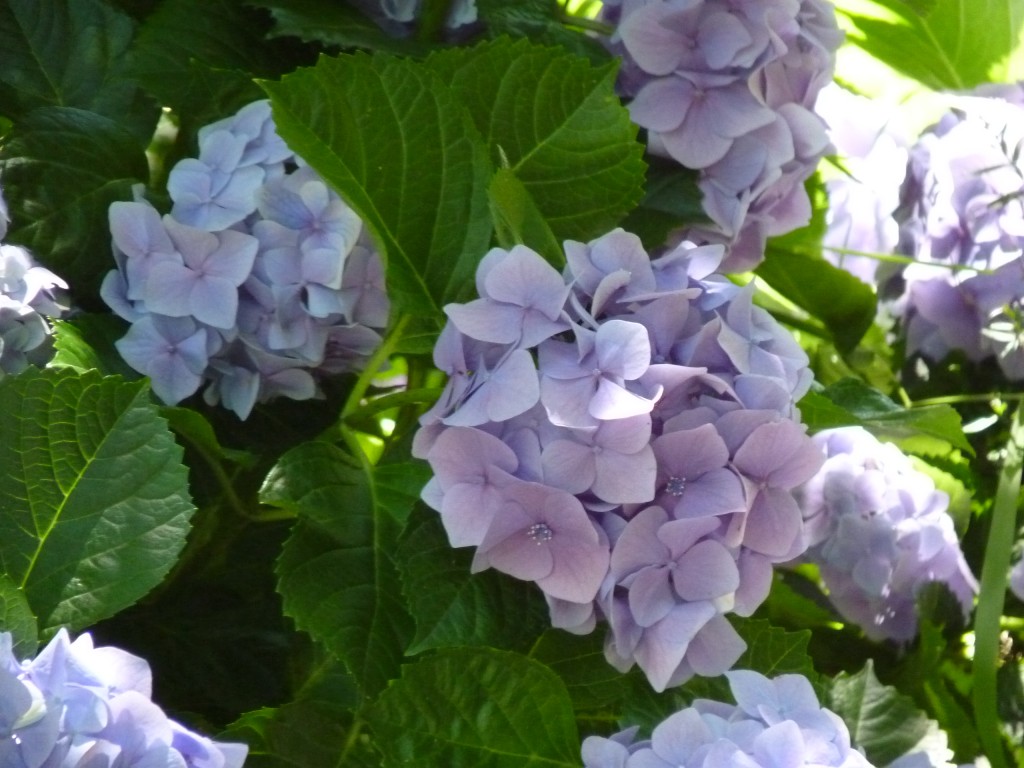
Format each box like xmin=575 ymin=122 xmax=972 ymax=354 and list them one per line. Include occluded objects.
xmin=1 ymin=1 xmax=1024 ymax=767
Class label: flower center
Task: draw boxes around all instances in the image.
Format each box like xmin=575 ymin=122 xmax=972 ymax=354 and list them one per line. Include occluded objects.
xmin=526 ymin=523 xmax=554 ymax=544
xmin=665 ymin=476 xmax=686 ymax=496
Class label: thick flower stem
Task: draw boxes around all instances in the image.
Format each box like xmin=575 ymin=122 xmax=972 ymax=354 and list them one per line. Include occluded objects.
xmin=973 ymin=403 xmax=1024 ymax=768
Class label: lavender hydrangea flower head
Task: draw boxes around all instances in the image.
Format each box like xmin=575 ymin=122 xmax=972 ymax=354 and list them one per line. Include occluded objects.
xmin=895 ymin=90 xmax=1024 ymax=378
xmin=417 ymin=228 xmax=823 ymax=690
xmin=795 ymin=427 xmax=977 ymax=643
xmin=0 ymin=629 xmax=247 ymax=768
xmin=601 ymin=0 xmax=842 ymax=271
xmin=103 ymin=100 xmax=389 ymax=418
xmin=581 ymin=670 xmax=874 ymax=767
xmin=0 ymin=193 xmax=68 ymax=377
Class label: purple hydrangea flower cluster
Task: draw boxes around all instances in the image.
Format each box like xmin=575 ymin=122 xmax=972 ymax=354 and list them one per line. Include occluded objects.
xmin=415 ymin=228 xmax=824 ymax=690
xmin=0 ymin=186 xmax=68 ymax=377
xmin=895 ymin=88 xmax=1024 ymax=378
xmin=101 ymin=100 xmax=389 ymax=419
xmin=795 ymin=427 xmax=977 ymax=643
xmin=816 ymin=84 xmax=908 ymax=286
xmin=0 ymin=629 xmax=247 ymax=768
xmin=600 ymin=0 xmax=843 ymax=272
xmin=379 ymin=0 xmax=476 ymax=26
xmin=581 ymin=669 xmax=874 ymax=767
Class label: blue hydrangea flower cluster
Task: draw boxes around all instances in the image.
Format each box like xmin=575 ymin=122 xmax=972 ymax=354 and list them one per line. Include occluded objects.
xmin=415 ymin=229 xmax=824 ymax=690
xmin=0 ymin=629 xmax=247 ymax=768
xmin=0 ymin=186 xmax=67 ymax=377
xmin=795 ymin=427 xmax=977 ymax=643
xmin=895 ymin=87 xmax=1024 ymax=378
xmin=378 ymin=0 xmax=476 ymax=26
xmin=600 ymin=0 xmax=843 ymax=272
xmin=816 ymin=84 xmax=908 ymax=286
xmin=581 ymin=670 xmax=874 ymax=767
xmin=102 ymin=100 xmax=389 ymax=419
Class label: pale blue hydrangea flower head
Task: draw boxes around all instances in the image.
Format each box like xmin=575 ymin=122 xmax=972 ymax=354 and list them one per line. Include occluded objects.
xmin=601 ymin=0 xmax=842 ymax=272
xmin=417 ymin=228 xmax=823 ymax=690
xmin=0 ymin=630 xmax=247 ymax=768
xmin=581 ymin=670 xmax=874 ymax=767
xmin=104 ymin=101 xmax=389 ymax=419
xmin=795 ymin=427 xmax=977 ymax=642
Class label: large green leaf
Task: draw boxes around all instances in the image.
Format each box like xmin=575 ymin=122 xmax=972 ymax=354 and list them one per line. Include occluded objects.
xmin=0 ymin=369 xmax=194 ymax=636
xmin=396 ymin=506 xmax=548 ymax=654
xmin=0 ymin=573 xmax=38 ymax=658
xmin=365 ymin=647 xmax=580 ymax=768
xmin=830 ymin=660 xmax=942 ymax=766
xmin=836 ymin=0 xmax=1024 ymax=89
xmin=428 ymin=37 xmax=645 ymax=249
xmin=0 ymin=107 xmax=149 ymax=308
xmin=268 ymin=443 xmax=427 ymax=698
xmin=262 ymin=53 xmax=494 ymax=317
xmin=0 ymin=0 xmax=155 ymax=142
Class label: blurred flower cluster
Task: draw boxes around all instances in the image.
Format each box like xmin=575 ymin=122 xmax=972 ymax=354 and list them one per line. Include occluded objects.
xmin=0 ymin=187 xmax=67 ymax=378
xmin=795 ymin=427 xmax=976 ymax=642
xmin=894 ymin=87 xmax=1024 ymax=379
xmin=102 ymin=100 xmax=389 ymax=419
xmin=0 ymin=629 xmax=246 ymax=768
xmin=415 ymin=228 xmax=824 ymax=690
xmin=601 ymin=0 xmax=843 ymax=271
xmin=582 ymin=670 xmax=873 ymax=767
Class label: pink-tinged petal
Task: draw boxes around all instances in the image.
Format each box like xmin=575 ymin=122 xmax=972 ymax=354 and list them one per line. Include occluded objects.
xmin=733 ymin=550 xmax=772 ymax=616
xmin=593 ymin=446 xmax=657 ymax=504
xmin=654 ymin=424 xmax=729 ymax=478
xmin=427 ymin=426 xmax=519 ymax=489
xmin=611 ymin=506 xmax=671 ymax=580
xmin=619 ymin=4 xmax=688 ymax=75
xmin=673 ymin=468 xmax=748 ymax=519
xmin=482 ymin=529 xmax=556 ymax=582
xmin=542 ymin=439 xmax=597 ymax=495
xmin=541 ymin=376 xmax=598 ymax=428
xmin=714 ymin=409 xmax=777 ymax=454
xmin=733 ymin=421 xmax=824 ymax=488
xmin=596 ymin=319 xmax=652 ymax=379
xmin=684 ymin=614 xmax=746 ymax=676
xmin=628 ymin=566 xmax=676 ymax=627
xmin=440 ymin=483 xmax=503 ymax=548
xmin=597 ymin=414 xmax=653 ymax=455
xmin=743 ymin=488 xmax=803 ymax=559
xmin=444 ymin=299 xmax=522 ymax=344
xmin=698 ymin=12 xmax=754 ymax=69
xmin=658 ymin=121 xmax=733 ymax=169
xmin=485 ymin=348 xmax=542 ymax=422
xmin=629 ymin=78 xmax=694 ymax=133
xmin=541 ymin=537 xmax=610 ymax=603
xmin=656 ymin=516 xmax=721 ymax=559
xmin=672 ymin=540 xmax=739 ymax=602
xmin=634 ymin=601 xmax=717 ymax=692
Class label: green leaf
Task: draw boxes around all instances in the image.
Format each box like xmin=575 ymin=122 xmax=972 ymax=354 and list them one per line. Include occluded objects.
xmin=829 ymin=660 xmax=938 ymax=766
xmin=365 ymin=647 xmax=581 ymax=767
xmin=620 ymin=157 xmax=706 ymax=252
xmin=251 ymin=0 xmax=432 ymax=56
xmin=476 ymin=0 xmax=613 ymax=65
xmin=396 ymin=506 xmax=548 ymax=654
xmin=529 ymin=629 xmax=633 ymax=714
xmin=0 ymin=573 xmax=38 ymax=657
xmin=0 ymin=369 xmax=195 ymax=636
xmin=0 ymin=0 xmax=156 ymax=141
xmin=427 ymin=37 xmax=645 ymax=247
xmin=268 ymin=443 xmax=423 ymax=698
xmin=162 ymin=406 xmax=257 ymax=468
xmin=50 ymin=314 xmax=136 ymax=379
xmin=814 ymin=378 xmax=974 ymax=455
xmin=756 ymin=247 xmax=876 ymax=353
xmin=262 ymin=52 xmax=493 ymax=316
xmin=488 ymin=167 xmax=563 ymax=266
xmin=835 ymin=0 xmax=1024 ymax=89
xmin=0 ymin=107 xmax=149 ymax=308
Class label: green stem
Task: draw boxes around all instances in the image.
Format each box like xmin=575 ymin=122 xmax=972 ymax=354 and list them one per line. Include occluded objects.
xmin=973 ymin=403 xmax=1024 ymax=768
xmin=823 ymin=245 xmax=994 ymax=274
xmin=343 ymin=387 xmax=444 ymax=425
xmin=910 ymin=393 xmax=1024 ymax=408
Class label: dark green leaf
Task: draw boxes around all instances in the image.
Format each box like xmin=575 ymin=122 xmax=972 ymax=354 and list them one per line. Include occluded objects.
xmin=162 ymin=407 xmax=257 ymax=468
xmin=427 ymin=37 xmax=645 ymax=247
xmin=529 ymin=629 xmax=633 ymax=714
xmin=829 ymin=660 xmax=938 ymax=766
xmin=0 ymin=107 xmax=149 ymax=308
xmin=251 ymin=0 xmax=431 ymax=56
xmin=268 ymin=443 xmax=421 ymax=698
xmin=366 ymin=647 xmax=580 ymax=767
xmin=0 ymin=573 xmax=38 ymax=657
xmin=756 ymin=248 xmax=876 ymax=353
xmin=619 ymin=157 xmax=706 ymax=252
xmin=837 ymin=0 xmax=1024 ymax=90
xmin=476 ymin=0 xmax=613 ymax=65
xmin=488 ymin=167 xmax=563 ymax=266
xmin=0 ymin=369 xmax=194 ymax=636
xmin=815 ymin=378 xmax=974 ymax=455
xmin=262 ymin=52 xmax=493 ymax=316
xmin=397 ymin=506 xmax=548 ymax=654
xmin=50 ymin=314 xmax=136 ymax=379
xmin=0 ymin=0 xmax=156 ymax=142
